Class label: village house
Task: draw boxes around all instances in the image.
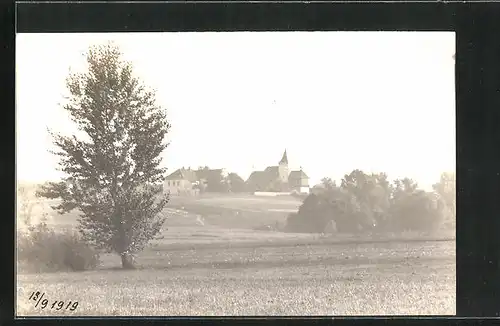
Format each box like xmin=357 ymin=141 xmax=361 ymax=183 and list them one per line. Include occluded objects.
xmin=163 ymin=167 xmax=229 ymax=196
xmin=163 ymin=168 xmax=199 ymax=196
xmin=246 ymin=150 xmax=310 ymax=194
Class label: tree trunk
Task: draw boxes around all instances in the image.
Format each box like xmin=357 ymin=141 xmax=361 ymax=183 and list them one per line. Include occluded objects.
xmin=120 ymin=253 xmax=136 ymax=270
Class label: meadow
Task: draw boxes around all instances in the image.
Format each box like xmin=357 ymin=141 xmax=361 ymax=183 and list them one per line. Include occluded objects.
xmin=16 ymin=194 xmax=456 ymax=316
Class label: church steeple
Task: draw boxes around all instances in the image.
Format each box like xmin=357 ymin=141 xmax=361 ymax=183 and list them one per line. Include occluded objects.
xmin=279 ymin=149 xmax=288 ymax=165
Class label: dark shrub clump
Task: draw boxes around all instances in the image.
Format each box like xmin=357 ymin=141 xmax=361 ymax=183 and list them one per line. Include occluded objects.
xmin=285 ymin=170 xmax=453 ymax=235
xmin=17 ymin=221 xmax=100 ymax=273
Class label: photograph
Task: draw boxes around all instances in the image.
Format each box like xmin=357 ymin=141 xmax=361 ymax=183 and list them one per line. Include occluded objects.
xmin=16 ymin=31 xmax=456 ymax=316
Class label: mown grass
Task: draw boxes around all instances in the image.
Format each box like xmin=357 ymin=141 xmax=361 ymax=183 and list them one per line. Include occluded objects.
xmin=17 ymin=194 xmax=455 ymax=316
xmin=18 ymin=268 xmax=455 ymax=316
xmin=17 ymin=239 xmax=455 ymax=316
xmin=17 ymin=262 xmax=455 ymax=316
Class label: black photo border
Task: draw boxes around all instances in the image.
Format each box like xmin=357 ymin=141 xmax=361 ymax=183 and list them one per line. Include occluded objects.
xmin=3 ymin=1 xmax=500 ymax=325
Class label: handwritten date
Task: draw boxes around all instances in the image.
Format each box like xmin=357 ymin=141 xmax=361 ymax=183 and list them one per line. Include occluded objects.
xmin=28 ymin=291 xmax=78 ymax=311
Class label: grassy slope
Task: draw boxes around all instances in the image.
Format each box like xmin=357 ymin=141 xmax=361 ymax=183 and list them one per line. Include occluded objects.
xmin=165 ymin=194 xmax=302 ymax=229
xmin=22 ymin=194 xmax=300 ymax=230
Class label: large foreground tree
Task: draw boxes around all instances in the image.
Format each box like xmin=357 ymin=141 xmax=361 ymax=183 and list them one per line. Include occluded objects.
xmin=37 ymin=43 xmax=171 ymax=269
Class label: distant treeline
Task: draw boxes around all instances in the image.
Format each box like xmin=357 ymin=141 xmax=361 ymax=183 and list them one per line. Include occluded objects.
xmin=285 ymin=169 xmax=455 ymax=234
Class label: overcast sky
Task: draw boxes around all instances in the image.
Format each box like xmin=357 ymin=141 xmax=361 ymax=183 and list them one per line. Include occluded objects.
xmin=16 ymin=32 xmax=455 ymax=189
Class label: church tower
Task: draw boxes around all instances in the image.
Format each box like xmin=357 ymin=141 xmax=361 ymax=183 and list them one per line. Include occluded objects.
xmin=278 ymin=149 xmax=289 ymax=183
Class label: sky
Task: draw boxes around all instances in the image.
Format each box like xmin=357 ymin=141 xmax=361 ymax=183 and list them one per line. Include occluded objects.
xmin=16 ymin=32 xmax=455 ymax=190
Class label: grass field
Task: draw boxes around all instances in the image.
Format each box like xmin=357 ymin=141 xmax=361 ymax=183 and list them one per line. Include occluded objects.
xmin=16 ymin=193 xmax=456 ymax=316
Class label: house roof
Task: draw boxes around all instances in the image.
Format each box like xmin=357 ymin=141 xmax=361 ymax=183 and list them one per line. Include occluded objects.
xmin=195 ymin=168 xmax=224 ymax=181
xmin=166 ymin=167 xmax=229 ymax=182
xmin=289 ymin=170 xmax=309 ymax=179
xmin=264 ymin=166 xmax=280 ymax=177
xmin=165 ymin=168 xmax=198 ymax=182
xmin=165 ymin=169 xmax=182 ymax=180
xmin=247 ymin=171 xmax=271 ymax=185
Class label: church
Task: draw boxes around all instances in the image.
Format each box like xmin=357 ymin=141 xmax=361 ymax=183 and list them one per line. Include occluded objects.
xmin=246 ymin=150 xmax=310 ymax=194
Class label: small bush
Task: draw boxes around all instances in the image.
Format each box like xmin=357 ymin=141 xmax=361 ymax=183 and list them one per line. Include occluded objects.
xmin=17 ymin=222 xmax=100 ymax=273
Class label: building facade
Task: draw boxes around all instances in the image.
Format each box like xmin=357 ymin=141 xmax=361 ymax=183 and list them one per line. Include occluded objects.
xmin=163 ymin=168 xmax=199 ymax=196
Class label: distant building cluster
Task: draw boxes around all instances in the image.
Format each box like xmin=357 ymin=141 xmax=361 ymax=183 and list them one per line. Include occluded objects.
xmin=246 ymin=150 xmax=309 ymax=194
xmin=163 ymin=167 xmax=229 ymax=196
xmin=163 ymin=150 xmax=310 ymax=196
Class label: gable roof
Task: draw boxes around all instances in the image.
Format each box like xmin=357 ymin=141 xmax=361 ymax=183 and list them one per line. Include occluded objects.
xmin=289 ymin=170 xmax=309 ymax=179
xmin=247 ymin=171 xmax=271 ymax=184
xmin=195 ymin=168 xmax=224 ymax=181
xmin=165 ymin=168 xmax=198 ymax=182
xmin=165 ymin=169 xmax=183 ymax=180
xmin=264 ymin=166 xmax=280 ymax=177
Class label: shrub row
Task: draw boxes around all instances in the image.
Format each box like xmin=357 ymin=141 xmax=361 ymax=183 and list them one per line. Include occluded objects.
xmin=284 ymin=170 xmax=455 ymax=234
